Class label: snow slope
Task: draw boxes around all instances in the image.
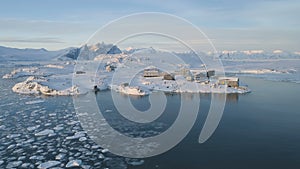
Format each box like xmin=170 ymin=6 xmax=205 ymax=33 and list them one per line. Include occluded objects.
xmin=0 ymin=46 xmax=65 ymax=61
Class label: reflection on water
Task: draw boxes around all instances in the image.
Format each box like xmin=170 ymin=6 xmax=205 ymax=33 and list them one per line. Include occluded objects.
xmin=226 ymin=93 xmax=239 ymax=103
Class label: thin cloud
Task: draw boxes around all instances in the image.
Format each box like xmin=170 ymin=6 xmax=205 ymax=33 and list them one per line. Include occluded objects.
xmin=0 ymin=37 xmax=65 ymax=44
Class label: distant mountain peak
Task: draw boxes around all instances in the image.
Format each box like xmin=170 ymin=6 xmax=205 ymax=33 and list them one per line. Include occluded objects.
xmin=56 ymin=42 xmax=122 ymax=60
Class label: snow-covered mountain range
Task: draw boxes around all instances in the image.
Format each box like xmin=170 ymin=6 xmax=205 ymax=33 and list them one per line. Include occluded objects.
xmin=0 ymin=46 xmax=62 ymax=61
xmin=1 ymin=43 xmax=300 ymax=62
xmin=216 ymin=50 xmax=300 ymax=60
xmin=0 ymin=42 xmax=122 ymax=61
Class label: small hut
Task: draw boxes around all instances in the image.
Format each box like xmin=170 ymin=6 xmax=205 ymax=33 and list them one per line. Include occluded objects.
xmin=218 ymin=77 xmax=239 ymax=87
xmin=143 ymin=68 xmax=159 ymax=77
xmin=195 ymin=73 xmax=207 ymax=81
xmin=207 ymin=70 xmax=215 ymax=78
xmin=163 ymin=73 xmax=175 ymax=80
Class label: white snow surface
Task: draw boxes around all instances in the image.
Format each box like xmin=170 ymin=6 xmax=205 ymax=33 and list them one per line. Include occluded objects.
xmin=12 ymin=76 xmax=80 ymax=96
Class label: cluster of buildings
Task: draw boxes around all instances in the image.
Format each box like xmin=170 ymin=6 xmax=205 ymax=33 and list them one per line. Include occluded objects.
xmin=143 ymin=67 xmax=239 ymax=88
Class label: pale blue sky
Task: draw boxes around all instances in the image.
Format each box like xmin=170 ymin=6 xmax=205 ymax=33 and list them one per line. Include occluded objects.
xmin=0 ymin=0 xmax=299 ymax=51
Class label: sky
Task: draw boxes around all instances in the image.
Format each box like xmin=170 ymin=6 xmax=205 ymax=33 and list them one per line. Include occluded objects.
xmin=0 ymin=0 xmax=299 ymax=51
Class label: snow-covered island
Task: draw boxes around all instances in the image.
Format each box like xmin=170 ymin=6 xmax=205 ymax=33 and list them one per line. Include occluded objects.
xmin=107 ymin=68 xmax=250 ymax=95
xmin=1 ymin=44 xmax=251 ymax=96
xmin=2 ymin=43 xmax=299 ymax=96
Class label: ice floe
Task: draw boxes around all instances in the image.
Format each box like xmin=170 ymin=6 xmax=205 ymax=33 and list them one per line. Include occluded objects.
xmin=66 ymin=160 xmax=82 ymax=168
xmin=55 ymin=153 xmax=66 ymax=160
xmin=25 ymin=99 xmax=45 ymax=105
xmin=38 ymin=161 xmax=61 ymax=169
xmin=35 ymin=129 xmax=55 ymax=136
xmin=6 ymin=161 xmax=22 ymax=168
xmin=2 ymin=67 xmax=38 ymax=79
xmin=44 ymin=64 xmax=64 ymax=69
xmin=66 ymin=131 xmax=86 ymax=140
xmin=27 ymin=125 xmax=41 ymax=131
xmin=126 ymin=158 xmax=145 ymax=166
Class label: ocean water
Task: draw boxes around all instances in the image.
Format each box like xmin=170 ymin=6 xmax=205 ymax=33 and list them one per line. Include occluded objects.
xmin=0 ymin=65 xmax=300 ymax=169
xmin=134 ymin=77 xmax=300 ymax=169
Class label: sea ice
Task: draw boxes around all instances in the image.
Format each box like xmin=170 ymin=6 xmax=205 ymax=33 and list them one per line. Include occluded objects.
xmin=101 ymin=148 xmax=109 ymax=153
xmin=126 ymin=158 xmax=145 ymax=166
xmin=55 ymin=153 xmax=66 ymax=160
xmin=27 ymin=125 xmax=40 ymax=131
xmin=29 ymin=155 xmax=45 ymax=160
xmin=6 ymin=133 xmax=21 ymax=139
xmin=25 ymin=99 xmax=44 ymax=105
xmin=6 ymin=161 xmax=22 ymax=168
xmin=38 ymin=161 xmax=61 ymax=169
xmin=66 ymin=131 xmax=86 ymax=140
xmin=79 ymin=137 xmax=87 ymax=141
xmin=35 ymin=129 xmax=55 ymax=136
xmin=20 ymin=163 xmax=32 ymax=168
xmin=66 ymin=160 xmax=82 ymax=168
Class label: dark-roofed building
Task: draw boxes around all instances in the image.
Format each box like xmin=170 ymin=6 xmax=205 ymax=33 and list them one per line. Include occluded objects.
xmin=218 ymin=77 xmax=239 ymax=87
xmin=143 ymin=68 xmax=160 ymax=77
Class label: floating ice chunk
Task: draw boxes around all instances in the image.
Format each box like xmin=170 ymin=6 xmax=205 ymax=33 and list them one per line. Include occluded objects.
xmin=35 ymin=129 xmax=54 ymax=136
xmin=105 ymin=109 xmax=113 ymax=113
xmin=81 ymin=165 xmax=92 ymax=169
xmin=67 ymin=121 xmax=79 ymax=125
xmin=7 ymin=133 xmax=21 ymax=139
xmin=6 ymin=161 xmax=22 ymax=168
xmin=2 ymin=73 xmax=11 ymax=79
xmin=21 ymin=163 xmax=32 ymax=168
xmin=55 ymin=153 xmax=66 ymax=160
xmin=79 ymin=137 xmax=87 ymax=141
xmin=23 ymin=138 xmax=35 ymax=144
xmin=25 ymin=99 xmax=44 ymax=105
xmin=7 ymin=144 xmax=16 ymax=149
xmin=126 ymin=158 xmax=145 ymax=166
xmin=0 ymin=125 xmax=5 ymax=129
xmin=29 ymin=155 xmax=45 ymax=160
xmin=66 ymin=131 xmax=86 ymax=140
xmin=44 ymin=64 xmax=64 ymax=69
xmin=0 ymin=160 xmax=4 ymax=165
xmin=2 ymin=67 xmax=38 ymax=79
xmin=38 ymin=161 xmax=61 ymax=169
xmin=53 ymin=125 xmax=64 ymax=131
xmin=101 ymin=148 xmax=109 ymax=153
xmin=18 ymin=156 xmax=26 ymax=161
xmin=27 ymin=125 xmax=40 ymax=131
xmin=98 ymin=154 xmax=105 ymax=159
xmin=91 ymin=145 xmax=101 ymax=149
xmin=59 ymin=149 xmax=68 ymax=153
xmin=66 ymin=160 xmax=82 ymax=168
xmin=48 ymin=133 xmax=57 ymax=137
